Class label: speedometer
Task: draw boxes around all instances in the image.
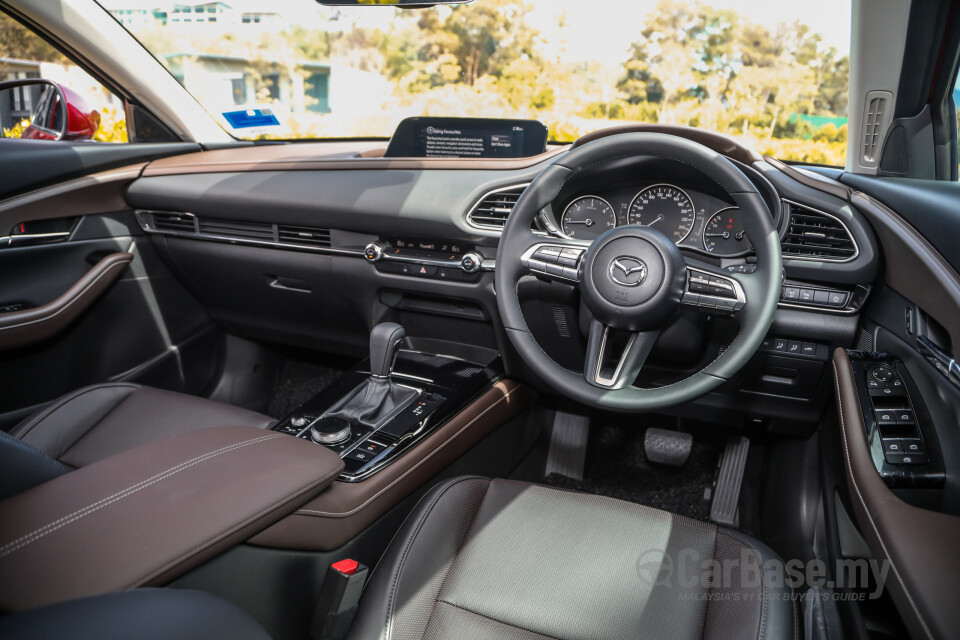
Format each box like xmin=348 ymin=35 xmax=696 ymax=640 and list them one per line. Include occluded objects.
xmin=627 ymin=185 xmax=696 ymax=244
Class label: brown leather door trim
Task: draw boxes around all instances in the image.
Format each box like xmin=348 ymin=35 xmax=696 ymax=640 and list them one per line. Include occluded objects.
xmin=833 ymin=349 xmax=960 ymax=640
xmin=0 ymin=251 xmax=132 ymax=351
xmin=248 ymin=380 xmax=536 ymax=551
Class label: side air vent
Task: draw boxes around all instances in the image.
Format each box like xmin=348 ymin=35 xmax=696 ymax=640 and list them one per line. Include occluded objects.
xmin=277 ymin=224 xmax=331 ymax=248
xmin=781 ymin=201 xmax=858 ymax=262
xmin=151 ymin=211 xmax=196 ymax=233
xmin=197 ymin=218 xmax=275 ymax=241
xmin=467 ymin=184 xmax=529 ymax=230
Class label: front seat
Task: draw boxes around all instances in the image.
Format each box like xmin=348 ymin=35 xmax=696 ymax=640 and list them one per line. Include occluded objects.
xmin=7 ymin=382 xmax=274 ymax=470
xmin=349 ymin=476 xmax=796 ymax=640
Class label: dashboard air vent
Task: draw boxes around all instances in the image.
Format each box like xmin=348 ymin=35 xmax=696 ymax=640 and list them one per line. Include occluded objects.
xmin=277 ymin=224 xmax=331 ymax=248
xmin=152 ymin=212 xmax=196 ymax=233
xmin=197 ymin=218 xmax=274 ymax=241
xmin=467 ymin=184 xmax=529 ymax=230
xmin=781 ymin=202 xmax=857 ymax=261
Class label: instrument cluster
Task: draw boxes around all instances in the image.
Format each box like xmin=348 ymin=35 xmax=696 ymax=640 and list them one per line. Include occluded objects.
xmin=552 ymin=183 xmax=753 ymax=258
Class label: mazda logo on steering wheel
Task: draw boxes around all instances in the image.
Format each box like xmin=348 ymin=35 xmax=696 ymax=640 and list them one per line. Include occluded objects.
xmin=609 ymin=257 xmax=648 ymax=287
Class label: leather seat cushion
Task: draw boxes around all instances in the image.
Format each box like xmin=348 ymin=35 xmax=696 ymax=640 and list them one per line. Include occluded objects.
xmin=349 ymin=476 xmax=796 ymax=640
xmin=10 ymin=383 xmax=275 ymax=468
xmin=0 ymin=589 xmax=270 ymax=640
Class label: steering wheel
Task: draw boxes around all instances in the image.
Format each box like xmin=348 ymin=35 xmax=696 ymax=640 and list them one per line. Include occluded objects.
xmin=496 ymin=132 xmax=782 ymax=412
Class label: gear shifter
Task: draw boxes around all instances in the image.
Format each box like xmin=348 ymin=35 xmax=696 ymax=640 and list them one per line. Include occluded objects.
xmin=316 ymin=323 xmax=418 ymax=441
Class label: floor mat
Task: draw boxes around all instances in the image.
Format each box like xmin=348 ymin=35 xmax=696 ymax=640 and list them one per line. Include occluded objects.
xmin=265 ymin=361 xmax=346 ymax=419
xmin=542 ymin=420 xmax=721 ymax=523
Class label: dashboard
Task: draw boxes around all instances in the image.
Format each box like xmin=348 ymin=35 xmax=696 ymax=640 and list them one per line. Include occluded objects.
xmin=550 ymin=182 xmax=759 ymax=258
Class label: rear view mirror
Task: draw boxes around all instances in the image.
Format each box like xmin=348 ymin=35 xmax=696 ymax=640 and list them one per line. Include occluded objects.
xmin=0 ymin=79 xmax=100 ymax=141
xmin=316 ymin=1 xmax=470 ymax=5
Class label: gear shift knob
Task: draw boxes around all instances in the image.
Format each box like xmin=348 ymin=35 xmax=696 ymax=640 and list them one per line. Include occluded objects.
xmin=369 ymin=323 xmax=406 ymax=378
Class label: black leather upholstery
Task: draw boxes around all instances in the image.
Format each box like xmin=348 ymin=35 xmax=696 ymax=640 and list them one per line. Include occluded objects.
xmin=349 ymin=476 xmax=796 ymax=640
xmin=0 ymin=430 xmax=70 ymax=501
xmin=9 ymin=383 xmax=275 ymax=469
xmin=0 ymin=589 xmax=270 ymax=640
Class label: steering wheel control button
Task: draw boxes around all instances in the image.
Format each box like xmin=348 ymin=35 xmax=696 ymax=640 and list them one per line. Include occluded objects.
xmin=688 ymin=274 xmax=710 ymax=293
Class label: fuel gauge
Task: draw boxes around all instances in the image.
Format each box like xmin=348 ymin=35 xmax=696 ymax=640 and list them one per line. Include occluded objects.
xmin=703 ymin=207 xmax=751 ymax=256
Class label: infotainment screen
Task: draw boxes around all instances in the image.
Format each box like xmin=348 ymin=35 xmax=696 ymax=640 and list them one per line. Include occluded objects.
xmin=384 ymin=117 xmax=548 ymax=159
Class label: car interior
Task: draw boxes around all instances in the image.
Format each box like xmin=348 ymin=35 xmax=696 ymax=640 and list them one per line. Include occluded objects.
xmin=1 ymin=0 xmax=960 ymax=639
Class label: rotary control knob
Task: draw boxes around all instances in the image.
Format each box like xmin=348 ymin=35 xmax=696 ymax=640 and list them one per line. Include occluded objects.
xmin=310 ymin=416 xmax=352 ymax=446
xmin=364 ymin=242 xmax=383 ymax=262
xmin=290 ymin=416 xmax=310 ymax=428
xmin=460 ymin=252 xmax=483 ymax=274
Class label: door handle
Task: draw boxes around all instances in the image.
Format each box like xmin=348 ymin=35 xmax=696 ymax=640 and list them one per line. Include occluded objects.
xmin=0 ymin=251 xmax=133 ymax=351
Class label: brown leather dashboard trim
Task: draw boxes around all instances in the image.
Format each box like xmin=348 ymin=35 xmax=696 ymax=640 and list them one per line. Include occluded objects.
xmin=142 ymin=144 xmax=566 ymax=177
xmin=0 ymin=163 xmax=145 ymax=233
xmin=0 ymin=251 xmax=133 ymax=352
xmin=833 ymin=349 xmax=960 ymax=640
xmin=248 ymin=379 xmax=536 ymax=551
xmin=0 ymin=426 xmax=344 ymax=611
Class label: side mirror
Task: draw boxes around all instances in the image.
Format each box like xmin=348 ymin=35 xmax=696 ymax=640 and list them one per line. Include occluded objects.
xmin=0 ymin=79 xmax=100 ymax=141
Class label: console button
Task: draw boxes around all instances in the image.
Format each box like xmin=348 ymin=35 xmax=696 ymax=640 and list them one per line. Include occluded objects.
xmin=901 ymin=438 xmax=925 ymax=454
xmin=871 ymin=365 xmax=897 ymax=383
xmin=761 ymin=337 xmax=773 ymax=351
xmin=785 ymin=341 xmax=802 ymax=355
xmin=772 ymin=338 xmax=788 ymax=352
xmin=437 ymin=267 xmax=462 ymax=281
xmin=827 ymin=291 xmax=849 ymax=307
xmin=875 ymin=410 xmax=898 ymax=426
xmin=801 ymin=343 xmax=817 ymax=356
xmin=882 ymin=438 xmax=903 ymax=455
xmin=413 ymin=264 xmax=437 ymax=277
xmin=798 ymin=289 xmax=815 ymax=303
xmin=347 ymin=448 xmax=378 ymax=463
xmin=895 ymin=410 xmax=916 ymax=426
xmin=813 ymin=289 xmax=831 ymax=305
xmin=782 ymin=287 xmax=800 ymax=301
xmin=885 ymin=453 xmax=930 ymax=465
xmin=869 ymin=386 xmax=906 ymax=398
xmin=354 ymin=440 xmax=388 ymax=456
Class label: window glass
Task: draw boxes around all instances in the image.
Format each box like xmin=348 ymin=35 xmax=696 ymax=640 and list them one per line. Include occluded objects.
xmin=0 ymin=12 xmax=128 ymax=141
xmin=102 ymin=0 xmax=850 ymax=163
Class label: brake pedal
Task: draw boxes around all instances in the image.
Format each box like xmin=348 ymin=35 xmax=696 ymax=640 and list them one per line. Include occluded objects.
xmin=643 ymin=428 xmax=693 ymax=466
xmin=710 ymin=436 xmax=750 ymax=526
xmin=544 ymin=410 xmax=590 ymax=480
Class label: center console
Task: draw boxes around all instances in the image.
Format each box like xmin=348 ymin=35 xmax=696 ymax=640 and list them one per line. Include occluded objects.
xmin=272 ymin=324 xmax=501 ymax=481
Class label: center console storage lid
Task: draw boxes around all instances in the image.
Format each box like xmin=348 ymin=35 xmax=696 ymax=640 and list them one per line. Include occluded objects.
xmin=0 ymin=426 xmax=343 ymax=612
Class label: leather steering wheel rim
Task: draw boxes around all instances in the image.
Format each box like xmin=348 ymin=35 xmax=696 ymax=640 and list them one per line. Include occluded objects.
xmin=495 ymin=132 xmax=782 ymax=412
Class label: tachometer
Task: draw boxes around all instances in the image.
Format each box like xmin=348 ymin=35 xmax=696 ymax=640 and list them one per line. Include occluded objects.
xmin=703 ymin=207 xmax=751 ymax=255
xmin=560 ymin=196 xmax=617 ymax=241
xmin=626 ymin=185 xmax=696 ymax=244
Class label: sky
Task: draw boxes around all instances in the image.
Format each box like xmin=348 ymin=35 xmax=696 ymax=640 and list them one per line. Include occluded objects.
xmin=318 ymin=0 xmax=853 ymax=67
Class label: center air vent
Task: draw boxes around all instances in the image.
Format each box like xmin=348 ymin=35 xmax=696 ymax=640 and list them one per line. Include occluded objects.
xmin=277 ymin=224 xmax=331 ymax=247
xmin=781 ymin=201 xmax=857 ymax=262
xmin=151 ymin=211 xmax=196 ymax=233
xmin=197 ymin=218 xmax=274 ymax=241
xmin=467 ymin=184 xmax=529 ymax=230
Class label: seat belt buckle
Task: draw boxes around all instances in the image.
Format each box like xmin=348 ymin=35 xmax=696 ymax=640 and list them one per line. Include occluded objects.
xmin=312 ymin=559 xmax=369 ymax=640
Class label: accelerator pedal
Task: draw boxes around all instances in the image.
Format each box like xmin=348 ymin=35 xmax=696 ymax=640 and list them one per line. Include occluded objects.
xmin=710 ymin=435 xmax=750 ymax=526
xmin=544 ymin=409 xmax=590 ymax=480
xmin=643 ymin=427 xmax=693 ymax=466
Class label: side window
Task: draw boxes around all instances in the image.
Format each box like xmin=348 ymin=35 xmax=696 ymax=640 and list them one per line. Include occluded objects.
xmin=0 ymin=12 xmax=127 ymax=142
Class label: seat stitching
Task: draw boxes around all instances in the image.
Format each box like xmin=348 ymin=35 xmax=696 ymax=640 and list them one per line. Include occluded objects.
xmin=435 ymin=600 xmax=564 ymax=640
xmin=0 ymin=259 xmax=129 ymax=332
xmin=384 ymin=477 xmax=489 ymax=640
xmin=12 ymin=383 xmax=140 ymax=441
xmin=832 ymin=360 xmax=933 ymax=640
xmin=294 ymin=387 xmax=519 ymax=517
xmin=0 ymin=433 xmax=282 ymax=558
xmin=0 ymin=431 xmax=71 ymax=472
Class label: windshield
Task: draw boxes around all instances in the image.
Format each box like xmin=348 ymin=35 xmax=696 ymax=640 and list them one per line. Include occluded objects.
xmin=102 ymin=0 xmax=851 ymax=164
